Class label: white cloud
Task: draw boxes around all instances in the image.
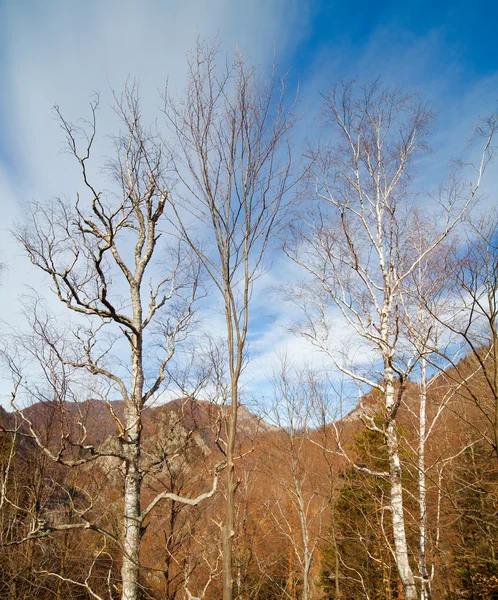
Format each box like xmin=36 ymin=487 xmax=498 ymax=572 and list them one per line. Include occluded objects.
xmin=0 ymin=0 xmax=311 ymax=407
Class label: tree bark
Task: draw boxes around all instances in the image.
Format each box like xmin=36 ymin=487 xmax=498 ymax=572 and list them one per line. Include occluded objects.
xmin=121 ymin=332 xmax=144 ymax=600
xmin=222 ymin=377 xmax=238 ymax=600
xmin=385 ymin=374 xmax=417 ymax=600
xmin=418 ymin=357 xmax=431 ymax=600
xmin=121 ymin=414 xmax=142 ymax=599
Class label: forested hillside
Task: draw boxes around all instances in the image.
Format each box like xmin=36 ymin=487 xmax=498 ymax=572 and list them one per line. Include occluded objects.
xmin=1 ymin=348 xmax=498 ymax=599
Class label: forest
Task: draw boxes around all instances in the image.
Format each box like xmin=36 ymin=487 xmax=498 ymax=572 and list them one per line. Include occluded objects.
xmin=0 ymin=40 xmax=497 ymax=600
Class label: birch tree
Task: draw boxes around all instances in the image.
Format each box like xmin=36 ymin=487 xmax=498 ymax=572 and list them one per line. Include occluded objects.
xmin=400 ymin=221 xmax=455 ymax=600
xmin=164 ymin=41 xmax=299 ymax=600
xmin=284 ymin=80 xmax=496 ymax=600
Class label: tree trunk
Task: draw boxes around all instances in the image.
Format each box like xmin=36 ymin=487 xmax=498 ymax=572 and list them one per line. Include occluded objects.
xmin=492 ymin=320 xmax=498 ymax=460
xmin=296 ymin=480 xmax=311 ymax=600
xmin=385 ymin=374 xmax=418 ymax=600
xmin=223 ymin=377 xmax=238 ymax=600
xmin=121 ymin=409 xmax=142 ymax=600
xmin=332 ymin=515 xmax=341 ymax=599
xmin=303 ymin=555 xmax=311 ymax=600
xmin=418 ymin=357 xmax=431 ymax=600
xmin=122 ymin=331 xmax=144 ymax=600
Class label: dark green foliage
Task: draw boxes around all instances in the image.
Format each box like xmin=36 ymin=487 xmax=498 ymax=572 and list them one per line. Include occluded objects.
xmin=320 ymin=426 xmax=400 ymax=600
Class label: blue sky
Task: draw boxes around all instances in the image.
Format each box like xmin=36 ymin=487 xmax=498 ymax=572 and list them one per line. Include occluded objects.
xmin=0 ymin=0 xmax=497 ymax=409
xmin=297 ymin=0 xmax=498 ymax=80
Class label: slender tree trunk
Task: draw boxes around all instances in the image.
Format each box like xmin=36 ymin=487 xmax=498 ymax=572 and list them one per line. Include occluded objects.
xmin=223 ymin=383 xmax=237 ymax=600
xmin=223 ymin=306 xmax=240 ymax=600
xmin=492 ymin=320 xmax=498 ymax=460
xmin=385 ymin=372 xmax=418 ymax=600
xmin=122 ymin=407 xmax=143 ymax=600
xmin=418 ymin=357 xmax=431 ymax=600
xmin=288 ymin=544 xmax=294 ymax=599
xmin=303 ymin=554 xmax=311 ymax=600
xmin=332 ymin=516 xmax=340 ymax=599
xmin=295 ymin=480 xmax=311 ymax=600
xmin=122 ymin=330 xmax=144 ymax=600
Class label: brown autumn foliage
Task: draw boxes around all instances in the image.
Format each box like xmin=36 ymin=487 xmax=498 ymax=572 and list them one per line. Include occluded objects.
xmin=1 ymin=346 xmax=498 ymax=600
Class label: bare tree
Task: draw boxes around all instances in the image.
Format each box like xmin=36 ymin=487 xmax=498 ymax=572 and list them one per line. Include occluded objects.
xmin=264 ymin=358 xmax=328 ymax=600
xmin=5 ymin=87 xmax=224 ymax=600
xmin=284 ymin=80 xmax=496 ymax=599
xmin=399 ymin=219 xmax=455 ymax=600
xmin=164 ymin=40 xmax=299 ymax=600
xmin=430 ymin=212 xmax=498 ymax=459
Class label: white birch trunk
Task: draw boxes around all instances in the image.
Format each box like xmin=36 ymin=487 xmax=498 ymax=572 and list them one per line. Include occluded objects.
xmin=418 ymin=357 xmax=431 ymax=600
xmin=295 ymin=478 xmax=311 ymax=600
xmin=385 ymin=371 xmax=418 ymax=600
